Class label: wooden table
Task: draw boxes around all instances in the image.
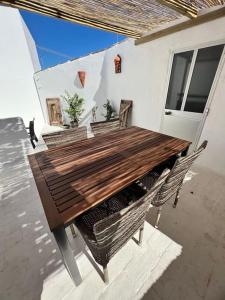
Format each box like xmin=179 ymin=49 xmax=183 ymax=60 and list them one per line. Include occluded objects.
xmin=28 ymin=126 xmax=190 ymax=284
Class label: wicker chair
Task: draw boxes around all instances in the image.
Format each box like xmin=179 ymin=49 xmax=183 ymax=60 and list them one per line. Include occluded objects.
xmin=90 ymin=118 xmax=120 ymax=136
xmin=42 ymin=126 xmax=87 ymax=148
xmin=119 ymin=100 xmax=133 ymax=128
xmin=139 ymin=140 xmax=208 ymax=228
xmin=75 ymin=169 xmax=169 ymax=283
xmin=42 ymin=126 xmax=87 ymax=237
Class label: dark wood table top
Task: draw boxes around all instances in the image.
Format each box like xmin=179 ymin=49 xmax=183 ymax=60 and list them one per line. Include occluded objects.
xmin=28 ymin=126 xmax=190 ymax=231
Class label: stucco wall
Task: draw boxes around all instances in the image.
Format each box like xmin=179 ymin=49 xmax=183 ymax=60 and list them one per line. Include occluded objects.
xmin=34 ymin=51 xmax=105 ymax=125
xmin=102 ymin=19 xmax=225 ymax=175
xmin=198 ymin=58 xmax=225 ymax=175
xmin=35 ymin=16 xmax=225 ymax=175
xmin=21 ymin=18 xmax=41 ymax=72
xmin=0 ymin=6 xmax=44 ymax=136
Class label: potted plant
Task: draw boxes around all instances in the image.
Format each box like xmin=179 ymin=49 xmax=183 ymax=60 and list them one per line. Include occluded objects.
xmin=62 ymin=91 xmax=84 ymax=127
xmin=102 ymin=100 xmax=116 ymax=121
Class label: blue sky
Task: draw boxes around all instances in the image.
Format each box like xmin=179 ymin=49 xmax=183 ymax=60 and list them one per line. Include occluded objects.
xmin=20 ymin=10 xmax=126 ymax=70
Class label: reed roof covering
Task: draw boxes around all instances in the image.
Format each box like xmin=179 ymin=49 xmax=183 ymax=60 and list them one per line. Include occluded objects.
xmin=0 ymin=0 xmax=224 ymax=38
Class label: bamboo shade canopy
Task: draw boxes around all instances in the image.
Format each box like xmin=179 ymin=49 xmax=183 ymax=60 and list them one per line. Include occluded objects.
xmin=0 ymin=0 xmax=224 ymax=38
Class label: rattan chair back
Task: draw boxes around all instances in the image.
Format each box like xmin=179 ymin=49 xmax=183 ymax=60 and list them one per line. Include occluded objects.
xmin=42 ymin=126 xmax=87 ymax=148
xmin=94 ymin=169 xmax=169 ymax=246
xmin=152 ymin=140 xmax=208 ymax=207
xmin=90 ymin=119 xmax=120 ymax=136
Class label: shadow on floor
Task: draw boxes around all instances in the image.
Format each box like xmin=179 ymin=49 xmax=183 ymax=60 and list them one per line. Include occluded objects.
xmin=0 ymin=117 xmax=132 ymax=299
xmin=143 ymin=166 xmax=225 ymax=300
xmin=0 ymin=118 xmax=73 ymax=300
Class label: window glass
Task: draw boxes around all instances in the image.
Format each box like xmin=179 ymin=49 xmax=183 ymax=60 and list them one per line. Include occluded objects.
xmin=184 ymin=45 xmax=224 ymax=113
xmin=166 ymin=51 xmax=193 ymax=110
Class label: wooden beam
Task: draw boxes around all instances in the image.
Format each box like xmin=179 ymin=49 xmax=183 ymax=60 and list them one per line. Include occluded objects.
xmin=135 ymin=6 xmax=225 ymax=45
xmin=157 ymin=0 xmax=198 ymax=19
xmin=0 ymin=0 xmax=140 ymax=38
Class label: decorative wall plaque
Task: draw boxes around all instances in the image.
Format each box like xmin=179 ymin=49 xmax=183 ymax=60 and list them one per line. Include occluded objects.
xmin=78 ymin=71 xmax=86 ymax=87
xmin=114 ymin=55 xmax=121 ymax=73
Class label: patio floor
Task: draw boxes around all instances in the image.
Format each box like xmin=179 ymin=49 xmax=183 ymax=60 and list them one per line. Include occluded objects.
xmin=144 ymin=166 xmax=225 ymax=300
xmin=0 ymin=118 xmax=225 ymax=300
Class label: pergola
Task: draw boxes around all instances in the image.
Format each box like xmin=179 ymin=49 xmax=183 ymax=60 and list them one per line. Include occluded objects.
xmin=0 ymin=0 xmax=224 ymax=43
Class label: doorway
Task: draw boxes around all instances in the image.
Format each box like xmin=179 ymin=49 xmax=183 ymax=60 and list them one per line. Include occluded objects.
xmin=46 ymin=98 xmax=63 ymax=126
xmin=161 ymin=43 xmax=224 ymax=149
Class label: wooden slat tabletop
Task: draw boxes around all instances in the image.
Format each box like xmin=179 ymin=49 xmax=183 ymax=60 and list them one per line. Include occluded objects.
xmin=28 ymin=126 xmax=191 ymax=231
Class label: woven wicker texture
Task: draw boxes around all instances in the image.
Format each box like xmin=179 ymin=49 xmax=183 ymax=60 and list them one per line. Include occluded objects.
xmin=0 ymin=0 xmax=223 ymax=38
xmin=42 ymin=127 xmax=87 ymax=148
xmin=75 ymin=169 xmax=169 ymax=267
xmin=90 ymin=119 xmax=120 ymax=136
xmin=139 ymin=140 xmax=208 ymax=207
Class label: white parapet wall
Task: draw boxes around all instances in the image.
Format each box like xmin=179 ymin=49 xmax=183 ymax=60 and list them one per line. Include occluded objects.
xmin=0 ymin=6 xmax=45 ymax=136
xmin=34 ymin=50 xmax=105 ymax=126
xmin=35 ymin=15 xmax=225 ymax=176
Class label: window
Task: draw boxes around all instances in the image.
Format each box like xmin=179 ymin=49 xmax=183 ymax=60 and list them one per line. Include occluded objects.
xmin=166 ymin=51 xmax=193 ymax=111
xmin=166 ymin=44 xmax=224 ymax=114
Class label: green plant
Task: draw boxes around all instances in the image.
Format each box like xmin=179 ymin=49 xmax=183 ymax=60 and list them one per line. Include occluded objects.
xmin=62 ymin=91 xmax=84 ymax=124
xmin=102 ymin=100 xmax=116 ymax=121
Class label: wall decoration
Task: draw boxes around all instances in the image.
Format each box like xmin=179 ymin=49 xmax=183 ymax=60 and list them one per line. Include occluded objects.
xmin=78 ymin=71 xmax=86 ymax=87
xmin=46 ymin=98 xmax=62 ymax=125
xmin=114 ymin=54 xmax=121 ymax=73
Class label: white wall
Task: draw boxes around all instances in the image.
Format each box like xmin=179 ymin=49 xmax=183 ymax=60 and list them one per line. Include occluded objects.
xmin=198 ymin=58 xmax=225 ymax=175
xmin=21 ymin=18 xmax=41 ymax=72
xmin=0 ymin=6 xmax=44 ymax=136
xmin=36 ymin=15 xmax=225 ymax=175
xmin=34 ymin=51 xmax=105 ymax=125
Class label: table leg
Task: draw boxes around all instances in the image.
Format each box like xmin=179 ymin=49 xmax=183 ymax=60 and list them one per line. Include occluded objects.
xmin=70 ymin=224 xmax=77 ymax=238
xmin=53 ymin=227 xmax=82 ymax=286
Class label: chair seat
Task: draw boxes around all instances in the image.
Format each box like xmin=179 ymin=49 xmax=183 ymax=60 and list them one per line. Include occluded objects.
xmin=138 ymin=171 xmax=160 ymax=190
xmin=76 ymin=197 xmax=126 ymax=233
xmin=75 ymin=183 xmax=146 ymax=237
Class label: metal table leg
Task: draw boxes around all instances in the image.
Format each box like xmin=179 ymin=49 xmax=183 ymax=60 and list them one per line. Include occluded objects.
xmin=53 ymin=227 xmax=82 ymax=286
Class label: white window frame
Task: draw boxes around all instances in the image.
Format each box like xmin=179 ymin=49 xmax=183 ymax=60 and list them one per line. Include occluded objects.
xmin=180 ymin=50 xmax=197 ymax=112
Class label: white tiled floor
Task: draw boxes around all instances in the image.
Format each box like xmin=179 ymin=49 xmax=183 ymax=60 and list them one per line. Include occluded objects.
xmin=41 ymin=225 xmax=182 ymax=300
